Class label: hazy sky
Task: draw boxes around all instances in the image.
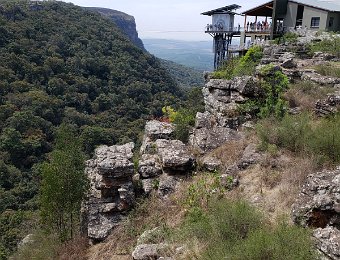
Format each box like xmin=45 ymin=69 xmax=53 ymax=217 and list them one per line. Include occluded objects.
xmin=62 ymin=0 xmax=265 ymax=41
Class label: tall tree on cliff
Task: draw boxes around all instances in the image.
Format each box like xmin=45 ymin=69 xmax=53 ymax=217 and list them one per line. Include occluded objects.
xmin=40 ymin=124 xmax=88 ymax=241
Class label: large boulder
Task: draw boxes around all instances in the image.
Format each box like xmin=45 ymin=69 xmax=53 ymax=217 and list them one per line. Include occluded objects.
xmin=138 ymin=154 xmax=162 ymax=178
xmin=132 ymin=243 xmax=168 ymax=260
xmin=292 ymin=169 xmax=340 ymax=228
xmin=155 ymin=139 xmax=195 ymax=173
xmin=189 ymin=126 xmax=243 ymax=154
xmin=203 ymin=77 xmax=262 ymax=129
xmin=138 ymin=120 xmax=195 ymax=197
xmin=237 ymin=143 xmax=263 ymax=170
xmin=144 ymin=120 xmax=174 ymax=141
xmin=158 ymin=174 xmax=179 ymax=197
xmin=301 ymin=72 xmax=340 ymax=86
xmin=96 ymin=143 xmax=134 ymax=178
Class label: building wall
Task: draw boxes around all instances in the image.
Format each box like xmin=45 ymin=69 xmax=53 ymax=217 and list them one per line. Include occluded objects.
xmin=327 ymin=12 xmax=340 ymax=32
xmin=212 ymin=14 xmax=234 ymax=31
xmin=283 ymin=2 xmax=298 ymax=28
xmin=302 ymin=6 xmax=328 ymax=30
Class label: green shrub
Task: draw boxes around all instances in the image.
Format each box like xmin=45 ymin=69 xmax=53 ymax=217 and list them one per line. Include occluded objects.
xmin=231 ymin=221 xmax=315 ymax=260
xmin=311 ymin=34 xmax=340 ymax=58
xmin=257 ymin=113 xmax=340 ymax=165
xmin=211 ymin=46 xmax=263 ymax=79
xmin=176 ymin=197 xmax=315 ymax=260
xmin=274 ymin=32 xmax=298 ymax=45
xmin=234 ymin=45 xmax=263 ymax=76
xmin=172 ymin=108 xmax=196 ymax=143
xmin=315 ymin=63 xmax=340 ymax=78
xmin=258 ymin=65 xmax=289 ymax=119
xmin=211 ymin=58 xmax=240 ymax=80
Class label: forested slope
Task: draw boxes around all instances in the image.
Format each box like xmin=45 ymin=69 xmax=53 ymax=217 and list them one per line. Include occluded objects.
xmin=0 ymin=1 xmax=184 ymax=256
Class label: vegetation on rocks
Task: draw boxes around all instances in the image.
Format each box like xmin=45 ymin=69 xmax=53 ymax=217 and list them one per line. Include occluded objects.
xmin=0 ymin=0 xmax=188 ymax=257
xmin=211 ymin=46 xmax=263 ymax=79
xmin=310 ymin=33 xmax=340 ymax=58
xmin=257 ymin=113 xmax=340 ymax=165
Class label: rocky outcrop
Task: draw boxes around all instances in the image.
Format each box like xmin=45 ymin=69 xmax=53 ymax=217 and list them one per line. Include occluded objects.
xmin=292 ymin=169 xmax=340 ymax=259
xmin=189 ymin=111 xmax=243 ymax=155
xmin=292 ymin=169 xmax=340 ymax=228
xmin=314 ymin=227 xmax=340 ymax=260
xmin=315 ymin=91 xmax=340 ymax=116
xmin=301 ymin=72 xmax=340 ymax=86
xmin=138 ymin=121 xmax=195 ymax=196
xmin=202 ymin=77 xmax=262 ymax=129
xmin=83 ymin=143 xmax=136 ymax=242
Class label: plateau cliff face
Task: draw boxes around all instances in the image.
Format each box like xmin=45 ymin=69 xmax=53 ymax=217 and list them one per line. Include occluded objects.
xmin=87 ymin=7 xmax=145 ymax=50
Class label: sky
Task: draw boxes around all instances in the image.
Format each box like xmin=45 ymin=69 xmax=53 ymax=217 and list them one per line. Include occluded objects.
xmin=62 ymin=0 xmax=265 ymax=41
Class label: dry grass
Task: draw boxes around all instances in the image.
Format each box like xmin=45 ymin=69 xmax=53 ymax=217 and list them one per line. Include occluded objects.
xmin=87 ymin=190 xmax=188 ymax=260
xmin=210 ymin=139 xmax=248 ymax=167
xmin=284 ymin=81 xmax=334 ymax=111
xmin=86 ymin=136 xmax=320 ymax=259
xmin=236 ymin=148 xmax=319 ymax=222
xmin=58 ymin=236 xmax=88 ymax=260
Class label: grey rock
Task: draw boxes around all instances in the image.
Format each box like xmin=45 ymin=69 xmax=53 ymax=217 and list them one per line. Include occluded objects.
xmin=132 ymin=243 xmax=168 ymax=260
xmin=96 ymin=143 xmax=135 ymax=178
xmin=142 ymin=178 xmax=157 ymax=195
xmin=281 ymin=58 xmax=297 ymax=69
xmin=223 ymin=163 xmax=240 ymax=175
xmin=206 ymin=78 xmax=231 ymax=90
xmin=232 ymin=76 xmax=262 ymax=97
xmin=237 ymin=143 xmax=262 ymax=170
xmin=158 ymin=174 xmax=179 ymax=197
xmin=201 ymin=156 xmax=222 ymax=172
xmin=195 ymin=111 xmax=216 ymax=129
xmin=315 ymin=93 xmax=340 ymax=116
xmin=202 ymin=77 xmax=262 ymax=130
xmin=302 ymin=72 xmax=340 ymax=86
xmin=313 ymin=227 xmax=340 ymax=260
xmin=138 ymin=154 xmax=162 ymax=178
xmin=87 ymin=213 xmax=123 ymax=241
xmin=221 ymin=174 xmax=239 ymax=189
xmin=18 ymin=234 xmax=34 ymax=248
xmin=83 ymin=143 xmax=136 ymax=241
xmin=292 ymin=169 xmax=340 ymax=228
xmin=137 ymin=227 xmax=161 ymax=245
xmin=189 ymin=126 xmax=243 ymax=154
xmin=155 ymin=139 xmax=195 ymax=173
xmin=144 ymin=120 xmax=174 ymax=141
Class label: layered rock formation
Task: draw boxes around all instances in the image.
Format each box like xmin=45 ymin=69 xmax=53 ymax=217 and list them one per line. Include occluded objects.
xmin=139 ymin=120 xmax=195 ymax=197
xmin=83 ymin=143 xmax=135 ymax=242
xmin=202 ymin=77 xmax=262 ymax=129
xmin=292 ymin=169 xmax=340 ymax=259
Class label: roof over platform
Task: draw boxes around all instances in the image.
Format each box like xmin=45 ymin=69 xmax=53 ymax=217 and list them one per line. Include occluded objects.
xmin=242 ymin=1 xmax=273 ymax=17
xmin=201 ymin=4 xmax=241 ymax=16
xmin=243 ymin=0 xmax=340 ymax=16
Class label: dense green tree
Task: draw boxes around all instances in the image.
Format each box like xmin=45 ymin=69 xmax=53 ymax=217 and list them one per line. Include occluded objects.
xmin=40 ymin=124 xmax=87 ymax=241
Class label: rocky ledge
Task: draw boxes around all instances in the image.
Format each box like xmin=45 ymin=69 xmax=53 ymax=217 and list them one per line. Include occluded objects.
xmin=292 ymin=169 xmax=340 ymax=259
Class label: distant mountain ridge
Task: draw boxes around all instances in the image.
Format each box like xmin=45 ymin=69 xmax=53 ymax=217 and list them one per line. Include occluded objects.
xmin=86 ymin=7 xmax=145 ymax=50
xmin=88 ymin=7 xmax=203 ymax=87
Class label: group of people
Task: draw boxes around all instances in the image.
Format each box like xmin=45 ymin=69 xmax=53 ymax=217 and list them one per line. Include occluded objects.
xmin=246 ymin=21 xmax=271 ymax=32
